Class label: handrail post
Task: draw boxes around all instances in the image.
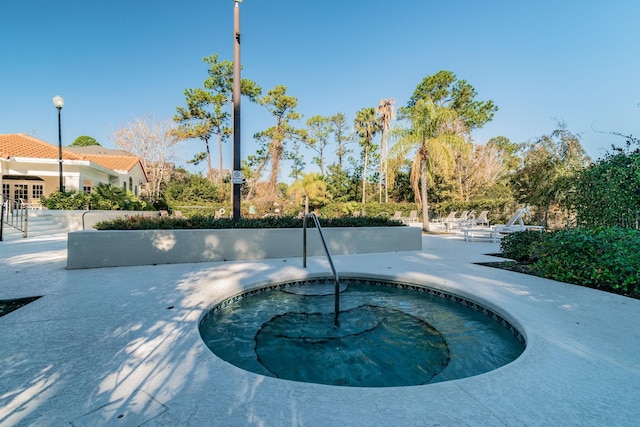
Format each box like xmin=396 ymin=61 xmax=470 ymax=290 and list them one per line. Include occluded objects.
xmin=0 ymin=200 xmax=4 ymax=241
xmin=303 ymin=213 xmax=340 ymax=326
xmin=302 ymin=214 xmax=308 ymax=268
xmin=22 ymin=200 xmax=28 ymax=238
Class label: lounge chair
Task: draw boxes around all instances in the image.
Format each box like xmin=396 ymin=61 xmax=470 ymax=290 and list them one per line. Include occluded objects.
xmin=403 ymin=210 xmax=419 ymax=224
xmin=436 ymin=211 xmax=457 ymax=231
xmin=392 ymin=211 xmax=403 ymax=220
xmin=474 ymin=210 xmax=490 ymax=227
xmin=463 ymin=209 xmax=542 ymax=242
xmin=438 ymin=211 xmax=457 ymax=223
xmin=492 ymin=208 xmax=544 ymax=235
xmin=449 ymin=210 xmax=469 ymax=229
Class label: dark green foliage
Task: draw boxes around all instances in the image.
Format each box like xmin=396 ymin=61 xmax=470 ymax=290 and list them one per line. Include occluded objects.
xmin=93 ymin=215 xmax=404 ymax=230
xmin=406 ymin=70 xmax=497 ymax=130
xmin=164 ymin=174 xmax=221 ymax=203
xmin=40 ymin=191 xmax=92 ymax=210
xmin=70 ymin=135 xmax=100 ymax=146
xmin=41 ymin=184 xmax=151 ymax=210
xmin=499 ymin=230 xmax=545 ymax=262
xmin=91 ymin=184 xmax=150 ymax=210
xmin=528 ymin=228 xmax=640 ymax=297
xmin=573 ymin=147 xmax=640 ymax=228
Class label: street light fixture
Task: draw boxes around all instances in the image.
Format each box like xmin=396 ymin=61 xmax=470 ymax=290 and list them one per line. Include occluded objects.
xmin=232 ymin=0 xmax=242 ymax=223
xmin=52 ymin=95 xmax=65 ymax=192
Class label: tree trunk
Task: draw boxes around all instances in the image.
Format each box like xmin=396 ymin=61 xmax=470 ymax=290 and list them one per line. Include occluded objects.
xmin=421 ymin=161 xmax=430 ymax=232
xmin=217 ymin=133 xmax=224 ymax=189
xmin=205 ymin=138 xmax=214 ymax=184
xmin=362 ymin=147 xmax=369 ymax=204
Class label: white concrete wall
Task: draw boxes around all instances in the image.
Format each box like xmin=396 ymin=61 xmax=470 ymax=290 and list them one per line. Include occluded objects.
xmin=33 ymin=210 xmax=160 ymax=231
xmin=67 ymin=226 xmax=422 ymax=269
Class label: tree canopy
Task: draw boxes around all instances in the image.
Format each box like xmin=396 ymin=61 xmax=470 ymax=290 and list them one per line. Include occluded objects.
xmin=407 ymin=70 xmax=497 ymax=131
xmin=70 ymin=135 xmax=100 ymax=146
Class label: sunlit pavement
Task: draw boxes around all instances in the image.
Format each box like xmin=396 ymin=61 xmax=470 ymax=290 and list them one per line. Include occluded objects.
xmin=1 ymin=229 xmax=639 ymax=426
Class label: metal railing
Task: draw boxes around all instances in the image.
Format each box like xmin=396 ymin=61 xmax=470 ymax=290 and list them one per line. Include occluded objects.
xmin=302 ymin=213 xmax=340 ymax=326
xmin=1 ymin=198 xmax=28 ymax=240
xmin=81 ymin=210 xmax=115 ymax=230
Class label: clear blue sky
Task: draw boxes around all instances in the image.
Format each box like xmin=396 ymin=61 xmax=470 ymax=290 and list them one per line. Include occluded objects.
xmin=2 ymin=0 xmax=639 ymax=177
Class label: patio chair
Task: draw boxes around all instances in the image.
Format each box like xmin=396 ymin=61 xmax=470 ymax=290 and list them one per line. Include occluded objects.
xmin=392 ymin=211 xmax=403 ymax=220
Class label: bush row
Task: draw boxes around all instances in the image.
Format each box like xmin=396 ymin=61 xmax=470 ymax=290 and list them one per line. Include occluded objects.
xmin=500 ymin=228 xmax=640 ymax=298
xmin=93 ymin=214 xmax=405 ymax=230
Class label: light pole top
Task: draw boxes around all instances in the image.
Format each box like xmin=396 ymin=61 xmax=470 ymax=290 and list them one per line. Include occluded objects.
xmin=52 ymin=95 xmax=64 ymax=109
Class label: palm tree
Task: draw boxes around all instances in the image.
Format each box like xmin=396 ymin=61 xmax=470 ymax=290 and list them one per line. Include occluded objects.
xmin=377 ymin=98 xmax=396 ymax=203
xmin=288 ymin=172 xmax=328 ymax=215
xmin=393 ymin=100 xmax=467 ymax=231
xmin=354 ymin=107 xmax=381 ymax=204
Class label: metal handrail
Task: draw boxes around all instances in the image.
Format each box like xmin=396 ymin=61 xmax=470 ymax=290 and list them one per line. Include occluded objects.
xmin=303 ymin=213 xmax=340 ymax=326
xmin=81 ymin=210 xmax=116 ymax=230
xmin=1 ymin=198 xmax=28 ymax=238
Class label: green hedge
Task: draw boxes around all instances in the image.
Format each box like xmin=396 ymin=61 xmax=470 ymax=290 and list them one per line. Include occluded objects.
xmin=94 ymin=215 xmax=405 ymax=230
xmin=500 ymin=228 xmax=640 ymax=298
xmin=499 ymin=230 xmax=546 ymax=262
xmin=530 ymin=227 xmax=640 ymax=297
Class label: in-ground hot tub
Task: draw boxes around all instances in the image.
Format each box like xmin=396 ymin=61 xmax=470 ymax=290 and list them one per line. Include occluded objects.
xmin=199 ymin=276 xmax=526 ymax=387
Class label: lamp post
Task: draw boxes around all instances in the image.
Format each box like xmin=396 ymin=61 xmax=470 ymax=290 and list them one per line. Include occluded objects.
xmin=52 ymin=95 xmax=64 ymax=192
xmin=232 ymin=0 xmax=242 ymax=224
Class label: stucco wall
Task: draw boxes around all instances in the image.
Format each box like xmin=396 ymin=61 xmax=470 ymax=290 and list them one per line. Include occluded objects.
xmin=67 ymin=226 xmax=422 ymax=269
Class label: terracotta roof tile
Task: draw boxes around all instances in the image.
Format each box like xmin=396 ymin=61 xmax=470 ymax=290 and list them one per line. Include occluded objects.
xmin=0 ymin=133 xmax=143 ymax=173
xmin=82 ymin=154 xmax=141 ymax=172
xmin=0 ymin=133 xmax=84 ymax=160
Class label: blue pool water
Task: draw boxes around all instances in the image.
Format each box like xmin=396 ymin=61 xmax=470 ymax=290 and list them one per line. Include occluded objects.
xmin=199 ymin=277 xmax=525 ymax=387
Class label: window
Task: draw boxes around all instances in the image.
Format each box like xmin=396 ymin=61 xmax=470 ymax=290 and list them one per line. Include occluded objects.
xmin=2 ymin=184 xmax=9 ymax=201
xmin=14 ymin=184 xmax=28 ymax=201
xmin=83 ymin=186 xmax=92 ymax=194
xmin=32 ymin=185 xmax=44 ymax=199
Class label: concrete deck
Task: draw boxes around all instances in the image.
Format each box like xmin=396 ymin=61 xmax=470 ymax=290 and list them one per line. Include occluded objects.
xmin=1 ymin=228 xmax=639 ymax=426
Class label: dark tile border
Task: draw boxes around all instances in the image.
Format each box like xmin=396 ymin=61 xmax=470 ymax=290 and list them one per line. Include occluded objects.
xmin=200 ymin=277 xmax=526 ymax=347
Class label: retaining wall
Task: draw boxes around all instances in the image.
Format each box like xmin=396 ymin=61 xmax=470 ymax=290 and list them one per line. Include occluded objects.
xmin=67 ymin=226 xmax=422 ymax=269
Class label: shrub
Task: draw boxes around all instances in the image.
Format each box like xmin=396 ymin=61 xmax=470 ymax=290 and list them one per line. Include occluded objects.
xmin=93 ymin=215 xmax=405 ymax=230
xmin=40 ymin=184 xmax=151 ymax=211
xmin=529 ymin=227 xmax=640 ymax=297
xmin=41 ymin=191 xmax=92 ymax=210
xmin=573 ymin=148 xmax=640 ymax=229
xmin=499 ymin=230 xmax=545 ymax=262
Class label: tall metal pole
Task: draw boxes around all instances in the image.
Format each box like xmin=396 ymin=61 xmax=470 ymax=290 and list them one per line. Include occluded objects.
xmin=57 ymin=106 xmax=64 ymax=192
xmin=232 ymin=0 xmax=242 ymax=223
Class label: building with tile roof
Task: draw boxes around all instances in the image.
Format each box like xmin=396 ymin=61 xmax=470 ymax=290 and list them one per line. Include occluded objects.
xmin=0 ymin=134 xmax=147 ymax=205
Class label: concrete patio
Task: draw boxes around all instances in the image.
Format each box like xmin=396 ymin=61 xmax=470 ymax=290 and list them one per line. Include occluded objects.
xmin=1 ymin=226 xmax=639 ymax=426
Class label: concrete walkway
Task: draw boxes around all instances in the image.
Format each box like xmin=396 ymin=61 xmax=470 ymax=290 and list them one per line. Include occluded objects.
xmin=1 ymin=229 xmax=639 ymax=426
